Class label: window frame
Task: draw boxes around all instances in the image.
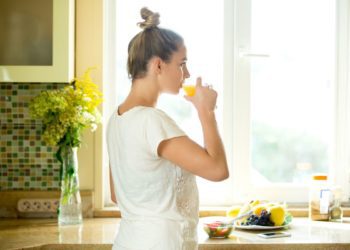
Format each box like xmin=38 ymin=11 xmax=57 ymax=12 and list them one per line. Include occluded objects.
xmin=101 ymin=0 xmax=350 ymax=209
xmin=229 ymin=0 xmax=350 ymax=203
xmin=332 ymin=0 xmax=350 ymax=202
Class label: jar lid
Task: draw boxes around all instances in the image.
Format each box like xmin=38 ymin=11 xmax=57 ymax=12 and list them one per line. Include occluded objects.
xmin=312 ymin=174 xmax=328 ymax=180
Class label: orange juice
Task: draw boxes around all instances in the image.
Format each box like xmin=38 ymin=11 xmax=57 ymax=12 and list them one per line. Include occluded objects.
xmin=182 ymin=85 xmax=196 ymax=96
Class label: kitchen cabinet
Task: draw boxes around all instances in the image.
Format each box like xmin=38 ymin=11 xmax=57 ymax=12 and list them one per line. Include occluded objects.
xmin=0 ymin=0 xmax=74 ymax=82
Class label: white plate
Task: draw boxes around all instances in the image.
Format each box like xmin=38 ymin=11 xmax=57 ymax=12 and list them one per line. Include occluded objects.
xmin=234 ymin=222 xmax=291 ymax=230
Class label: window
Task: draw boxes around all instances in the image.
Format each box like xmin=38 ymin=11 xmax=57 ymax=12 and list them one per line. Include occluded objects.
xmin=231 ymin=0 xmax=350 ymax=203
xmin=250 ymin=0 xmax=334 ymax=183
xmin=104 ymin=0 xmax=228 ymax=206
xmin=103 ymin=0 xmax=350 ymax=207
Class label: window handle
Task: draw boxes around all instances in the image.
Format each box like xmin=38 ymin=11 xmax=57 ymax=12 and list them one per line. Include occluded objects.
xmin=238 ymin=48 xmax=270 ymax=58
xmin=240 ymin=53 xmax=270 ymax=58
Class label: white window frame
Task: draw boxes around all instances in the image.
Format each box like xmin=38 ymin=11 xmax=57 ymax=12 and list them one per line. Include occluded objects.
xmin=102 ymin=0 xmax=118 ymax=207
xmin=228 ymin=0 xmax=350 ymax=203
xmin=101 ymin=0 xmax=350 ymax=208
xmin=333 ymin=0 xmax=350 ymax=202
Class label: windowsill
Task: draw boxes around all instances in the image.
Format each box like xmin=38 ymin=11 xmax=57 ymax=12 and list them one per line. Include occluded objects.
xmin=93 ymin=206 xmax=350 ymax=218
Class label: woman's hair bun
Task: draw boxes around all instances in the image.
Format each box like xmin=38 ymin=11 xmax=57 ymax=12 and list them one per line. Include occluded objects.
xmin=138 ymin=7 xmax=160 ymax=30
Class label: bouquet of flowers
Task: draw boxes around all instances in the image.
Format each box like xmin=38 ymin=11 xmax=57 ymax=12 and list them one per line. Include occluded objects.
xmin=29 ymin=68 xmax=103 ymax=224
xmin=29 ymin=68 xmax=103 ymax=148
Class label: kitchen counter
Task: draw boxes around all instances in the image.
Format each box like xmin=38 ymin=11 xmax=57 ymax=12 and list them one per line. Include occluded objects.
xmin=0 ymin=218 xmax=350 ymax=250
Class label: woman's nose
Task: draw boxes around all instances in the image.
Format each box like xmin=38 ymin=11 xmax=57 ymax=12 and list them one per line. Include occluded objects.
xmin=184 ymin=67 xmax=190 ymax=78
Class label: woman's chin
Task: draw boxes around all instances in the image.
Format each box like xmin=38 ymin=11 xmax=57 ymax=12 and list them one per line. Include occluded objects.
xmin=164 ymin=89 xmax=180 ymax=95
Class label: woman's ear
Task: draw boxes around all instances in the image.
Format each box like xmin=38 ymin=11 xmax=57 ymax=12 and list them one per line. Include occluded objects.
xmin=149 ymin=57 xmax=162 ymax=74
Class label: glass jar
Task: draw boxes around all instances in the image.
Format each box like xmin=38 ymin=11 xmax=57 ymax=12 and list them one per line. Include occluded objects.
xmin=309 ymin=174 xmax=331 ymax=221
xmin=329 ymin=187 xmax=343 ymax=222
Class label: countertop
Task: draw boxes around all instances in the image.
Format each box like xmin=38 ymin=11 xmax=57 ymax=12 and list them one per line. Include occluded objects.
xmin=0 ymin=218 xmax=350 ymax=250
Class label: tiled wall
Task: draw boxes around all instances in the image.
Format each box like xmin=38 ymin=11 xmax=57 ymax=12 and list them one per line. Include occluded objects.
xmin=0 ymin=82 xmax=66 ymax=190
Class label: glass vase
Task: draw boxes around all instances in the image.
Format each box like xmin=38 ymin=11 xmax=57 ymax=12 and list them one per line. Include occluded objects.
xmin=58 ymin=146 xmax=82 ymax=225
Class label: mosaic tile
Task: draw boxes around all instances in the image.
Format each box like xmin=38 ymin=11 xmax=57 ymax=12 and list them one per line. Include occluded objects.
xmin=0 ymin=82 xmax=66 ymax=191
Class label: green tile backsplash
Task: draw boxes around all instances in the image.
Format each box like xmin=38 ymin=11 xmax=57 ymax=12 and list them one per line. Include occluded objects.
xmin=0 ymin=82 xmax=66 ymax=190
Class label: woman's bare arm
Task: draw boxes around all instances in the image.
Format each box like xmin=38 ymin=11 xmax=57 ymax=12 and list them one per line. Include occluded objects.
xmin=158 ymin=78 xmax=228 ymax=182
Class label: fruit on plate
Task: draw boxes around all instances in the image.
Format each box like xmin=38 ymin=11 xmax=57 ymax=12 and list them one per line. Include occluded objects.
xmin=249 ymin=199 xmax=260 ymax=208
xmin=269 ymin=205 xmax=286 ymax=226
xmin=226 ymin=205 xmax=241 ymax=218
xmin=203 ymin=220 xmax=233 ymax=238
xmin=238 ymin=200 xmax=260 ymax=215
xmin=252 ymin=204 xmax=268 ymax=216
xmin=229 ymin=200 xmax=292 ymax=227
xmin=241 ymin=209 xmax=274 ymax=226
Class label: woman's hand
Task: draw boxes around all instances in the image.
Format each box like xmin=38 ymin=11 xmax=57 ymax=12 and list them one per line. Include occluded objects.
xmin=184 ymin=77 xmax=217 ymax=113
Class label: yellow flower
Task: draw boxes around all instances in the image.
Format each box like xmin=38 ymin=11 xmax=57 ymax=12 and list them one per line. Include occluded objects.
xmin=29 ymin=68 xmax=103 ymax=147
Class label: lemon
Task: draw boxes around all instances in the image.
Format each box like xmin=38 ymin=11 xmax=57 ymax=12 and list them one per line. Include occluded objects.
xmin=249 ymin=200 xmax=260 ymax=208
xmin=252 ymin=204 xmax=268 ymax=216
xmin=269 ymin=205 xmax=286 ymax=226
xmin=226 ymin=206 xmax=241 ymax=218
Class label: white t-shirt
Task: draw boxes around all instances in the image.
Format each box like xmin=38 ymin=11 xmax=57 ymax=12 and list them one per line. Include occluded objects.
xmin=107 ymin=106 xmax=199 ymax=250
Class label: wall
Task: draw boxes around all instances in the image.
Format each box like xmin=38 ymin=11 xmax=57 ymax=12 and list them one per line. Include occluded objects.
xmin=75 ymin=0 xmax=104 ymax=209
xmin=0 ymin=83 xmax=99 ymax=218
xmin=0 ymin=82 xmax=65 ymax=190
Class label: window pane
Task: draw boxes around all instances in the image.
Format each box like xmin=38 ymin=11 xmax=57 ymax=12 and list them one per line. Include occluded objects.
xmin=250 ymin=0 xmax=335 ymax=183
xmin=115 ymin=0 xmax=225 ymax=205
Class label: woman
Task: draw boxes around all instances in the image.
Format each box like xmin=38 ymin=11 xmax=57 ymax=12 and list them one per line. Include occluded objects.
xmin=107 ymin=7 xmax=229 ymax=250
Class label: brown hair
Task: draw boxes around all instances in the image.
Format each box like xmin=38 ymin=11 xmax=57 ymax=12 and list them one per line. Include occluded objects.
xmin=127 ymin=7 xmax=184 ymax=80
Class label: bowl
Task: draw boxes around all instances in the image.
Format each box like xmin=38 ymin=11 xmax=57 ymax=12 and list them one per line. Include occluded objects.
xmin=202 ymin=216 xmax=233 ymax=238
